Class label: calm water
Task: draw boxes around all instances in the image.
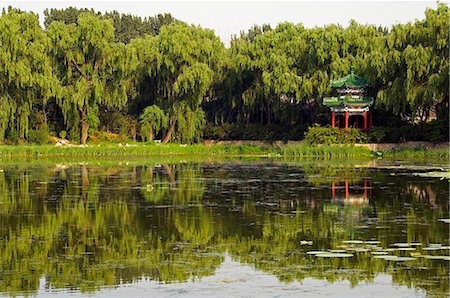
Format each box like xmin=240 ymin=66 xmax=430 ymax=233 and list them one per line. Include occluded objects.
xmin=0 ymin=159 xmax=448 ymax=297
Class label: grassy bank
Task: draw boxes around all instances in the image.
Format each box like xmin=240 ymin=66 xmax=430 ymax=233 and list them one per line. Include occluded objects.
xmin=0 ymin=143 xmax=446 ymax=160
xmin=379 ymin=148 xmax=449 ymax=159
xmin=0 ymin=143 xmax=372 ymax=158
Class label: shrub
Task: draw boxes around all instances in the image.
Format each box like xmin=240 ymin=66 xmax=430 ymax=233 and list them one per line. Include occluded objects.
xmin=203 ymin=123 xmax=232 ymax=140
xmin=59 ymin=130 xmax=67 ymax=140
xmin=28 ymin=126 xmax=51 ymax=144
xmin=6 ymin=130 xmax=20 ymax=144
xmin=367 ymin=127 xmax=386 ymax=143
xmin=304 ymin=125 xmax=367 ymax=145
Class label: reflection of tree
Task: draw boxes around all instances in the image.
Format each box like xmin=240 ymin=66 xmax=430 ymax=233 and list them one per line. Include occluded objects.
xmin=0 ymin=162 xmax=448 ymax=296
xmin=140 ymin=164 xmax=205 ymax=205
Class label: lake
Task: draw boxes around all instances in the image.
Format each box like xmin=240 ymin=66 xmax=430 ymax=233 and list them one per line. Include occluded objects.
xmin=0 ymin=158 xmax=448 ymax=297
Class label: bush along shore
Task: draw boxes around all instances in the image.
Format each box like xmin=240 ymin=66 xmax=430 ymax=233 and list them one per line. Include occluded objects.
xmin=0 ymin=142 xmax=447 ymax=160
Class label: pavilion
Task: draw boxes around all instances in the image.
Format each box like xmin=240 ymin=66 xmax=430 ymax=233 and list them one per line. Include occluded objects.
xmin=323 ymin=66 xmax=374 ymax=129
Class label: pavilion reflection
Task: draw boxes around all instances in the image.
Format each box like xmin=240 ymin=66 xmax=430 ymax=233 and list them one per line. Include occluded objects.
xmin=331 ymin=178 xmax=373 ymax=206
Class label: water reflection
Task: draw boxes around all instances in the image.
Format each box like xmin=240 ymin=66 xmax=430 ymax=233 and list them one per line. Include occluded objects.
xmin=0 ymin=161 xmax=448 ymax=296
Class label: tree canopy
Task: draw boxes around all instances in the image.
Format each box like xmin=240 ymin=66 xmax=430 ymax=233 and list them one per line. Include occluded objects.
xmin=0 ymin=4 xmax=448 ymax=144
xmin=47 ymin=12 xmax=136 ymax=143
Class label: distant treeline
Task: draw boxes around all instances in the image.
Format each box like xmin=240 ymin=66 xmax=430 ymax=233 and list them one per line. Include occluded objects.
xmin=0 ymin=4 xmax=448 ymax=144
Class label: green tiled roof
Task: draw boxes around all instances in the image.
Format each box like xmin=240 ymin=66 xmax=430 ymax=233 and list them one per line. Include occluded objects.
xmin=330 ymin=66 xmax=368 ymax=88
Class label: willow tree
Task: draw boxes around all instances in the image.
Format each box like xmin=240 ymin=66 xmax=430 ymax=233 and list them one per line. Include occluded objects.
xmin=220 ymin=23 xmax=315 ymax=127
xmin=0 ymin=9 xmax=58 ymax=141
xmin=133 ymin=23 xmax=225 ymax=144
xmin=376 ymin=3 xmax=449 ymax=121
xmin=139 ymin=105 xmax=167 ymax=141
xmin=47 ymin=13 xmax=136 ymax=143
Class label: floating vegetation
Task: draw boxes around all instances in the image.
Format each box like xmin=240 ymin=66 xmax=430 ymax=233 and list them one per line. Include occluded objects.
xmin=393 ymin=243 xmax=422 ymax=247
xmin=385 ymin=248 xmax=416 ymax=252
xmin=342 ymin=240 xmax=364 ymax=244
xmin=413 ymin=171 xmax=450 ymax=180
xmin=300 ymin=240 xmax=313 ymax=245
xmin=419 ymin=255 xmax=450 ymax=261
xmin=371 ymin=251 xmax=389 ymax=255
xmin=422 ymin=246 xmax=450 ymax=251
xmin=306 ymin=251 xmax=327 ymax=255
xmin=316 ymin=253 xmax=354 ymax=258
xmin=364 ymin=241 xmax=381 ymax=245
xmin=373 ymin=256 xmax=416 ymax=261
xmin=306 ymin=250 xmax=354 ymax=258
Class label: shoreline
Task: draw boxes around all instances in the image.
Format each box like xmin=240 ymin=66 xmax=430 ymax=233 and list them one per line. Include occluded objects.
xmin=0 ymin=142 xmax=447 ymax=159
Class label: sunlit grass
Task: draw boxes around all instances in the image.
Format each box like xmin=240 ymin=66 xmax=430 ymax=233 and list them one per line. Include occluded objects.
xmin=0 ymin=143 xmax=446 ymax=160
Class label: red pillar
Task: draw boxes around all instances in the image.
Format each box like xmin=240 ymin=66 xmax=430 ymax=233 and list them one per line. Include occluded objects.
xmin=369 ymin=111 xmax=373 ymax=128
xmin=363 ymin=178 xmax=367 ymax=199
xmin=332 ymin=181 xmax=335 ymax=199
xmin=345 ymin=111 xmax=349 ymax=129
xmin=345 ymin=179 xmax=349 ymax=199
xmin=363 ymin=111 xmax=367 ymax=130
xmin=331 ymin=111 xmax=335 ymax=128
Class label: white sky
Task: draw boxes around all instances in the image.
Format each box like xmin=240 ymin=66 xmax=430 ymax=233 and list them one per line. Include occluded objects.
xmin=2 ymin=1 xmax=438 ymax=45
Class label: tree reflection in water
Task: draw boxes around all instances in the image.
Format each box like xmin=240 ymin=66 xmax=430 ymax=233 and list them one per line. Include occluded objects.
xmin=0 ymin=161 xmax=448 ymax=296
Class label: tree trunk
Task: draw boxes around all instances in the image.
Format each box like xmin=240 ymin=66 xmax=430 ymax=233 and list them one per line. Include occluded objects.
xmin=81 ymin=164 xmax=89 ymax=200
xmin=149 ymin=126 xmax=153 ymax=142
xmin=131 ymin=126 xmax=137 ymax=141
xmin=162 ymin=118 xmax=176 ymax=144
xmin=81 ymin=110 xmax=89 ymax=145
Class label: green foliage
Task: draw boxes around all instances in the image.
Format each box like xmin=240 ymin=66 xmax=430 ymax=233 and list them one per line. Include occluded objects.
xmin=0 ymin=8 xmax=58 ymax=141
xmin=382 ymin=147 xmax=449 ymax=159
xmin=83 ymin=113 xmax=100 ymax=129
xmin=0 ymin=4 xmax=448 ymax=145
xmin=174 ymin=106 xmax=206 ymax=144
xmin=203 ymin=123 xmax=307 ymax=141
xmin=132 ymin=22 xmax=225 ymax=143
xmin=59 ymin=130 xmax=67 ymax=139
xmin=44 ymin=7 xmax=178 ymax=43
xmin=47 ymin=12 xmax=136 ymax=143
xmin=140 ymin=105 xmax=168 ymax=141
xmin=304 ymin=126 xmax=367 ymax=145
xmin=380 ymin=120 xmax=449 ymax=143
xmin=367 ymin=127 xmax=387 ymax=143
xmin=28 ymin=126 xmax=51 ymax=144
xmin=203 ymin=123 xmax=233 ymax=140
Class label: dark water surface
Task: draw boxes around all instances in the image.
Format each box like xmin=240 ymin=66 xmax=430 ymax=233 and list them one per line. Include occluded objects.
xmin=0 ymin=159 xmax=448 ymax=297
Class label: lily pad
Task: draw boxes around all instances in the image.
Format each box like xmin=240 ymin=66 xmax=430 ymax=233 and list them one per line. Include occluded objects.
xmin=384 ymin=247 xmax=416 ymax=251
xmin=373 ymin=255 xmax=416 ymax=261
xmin=413 ymin=171 xmax=450 ymax=180
xmin=419 ymin=255 xmax=450 ymax=261
xmin=429 ymin=243 xmax=442 ymax=248
xmin=371 ymin=251 xmax=388 ymax=255
xmin=306 ymin=251 xmax=328 ymax=255
xmin=393 ymin=242 xmax=422 ymax=247
xmin=423 ymin=246 xmax=450 ymax=251
xmin=393 ymin=243 xmax=411 ymax=247
xmin=300 ymin=240 xmax=313 ymax=245
xmin=342 ymin=240 xmax=364 ymax=244
xmin=316 ymin=253 xmax=354 ymax=258
xmin=364 ymin=241 xmax=381 ymax=245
